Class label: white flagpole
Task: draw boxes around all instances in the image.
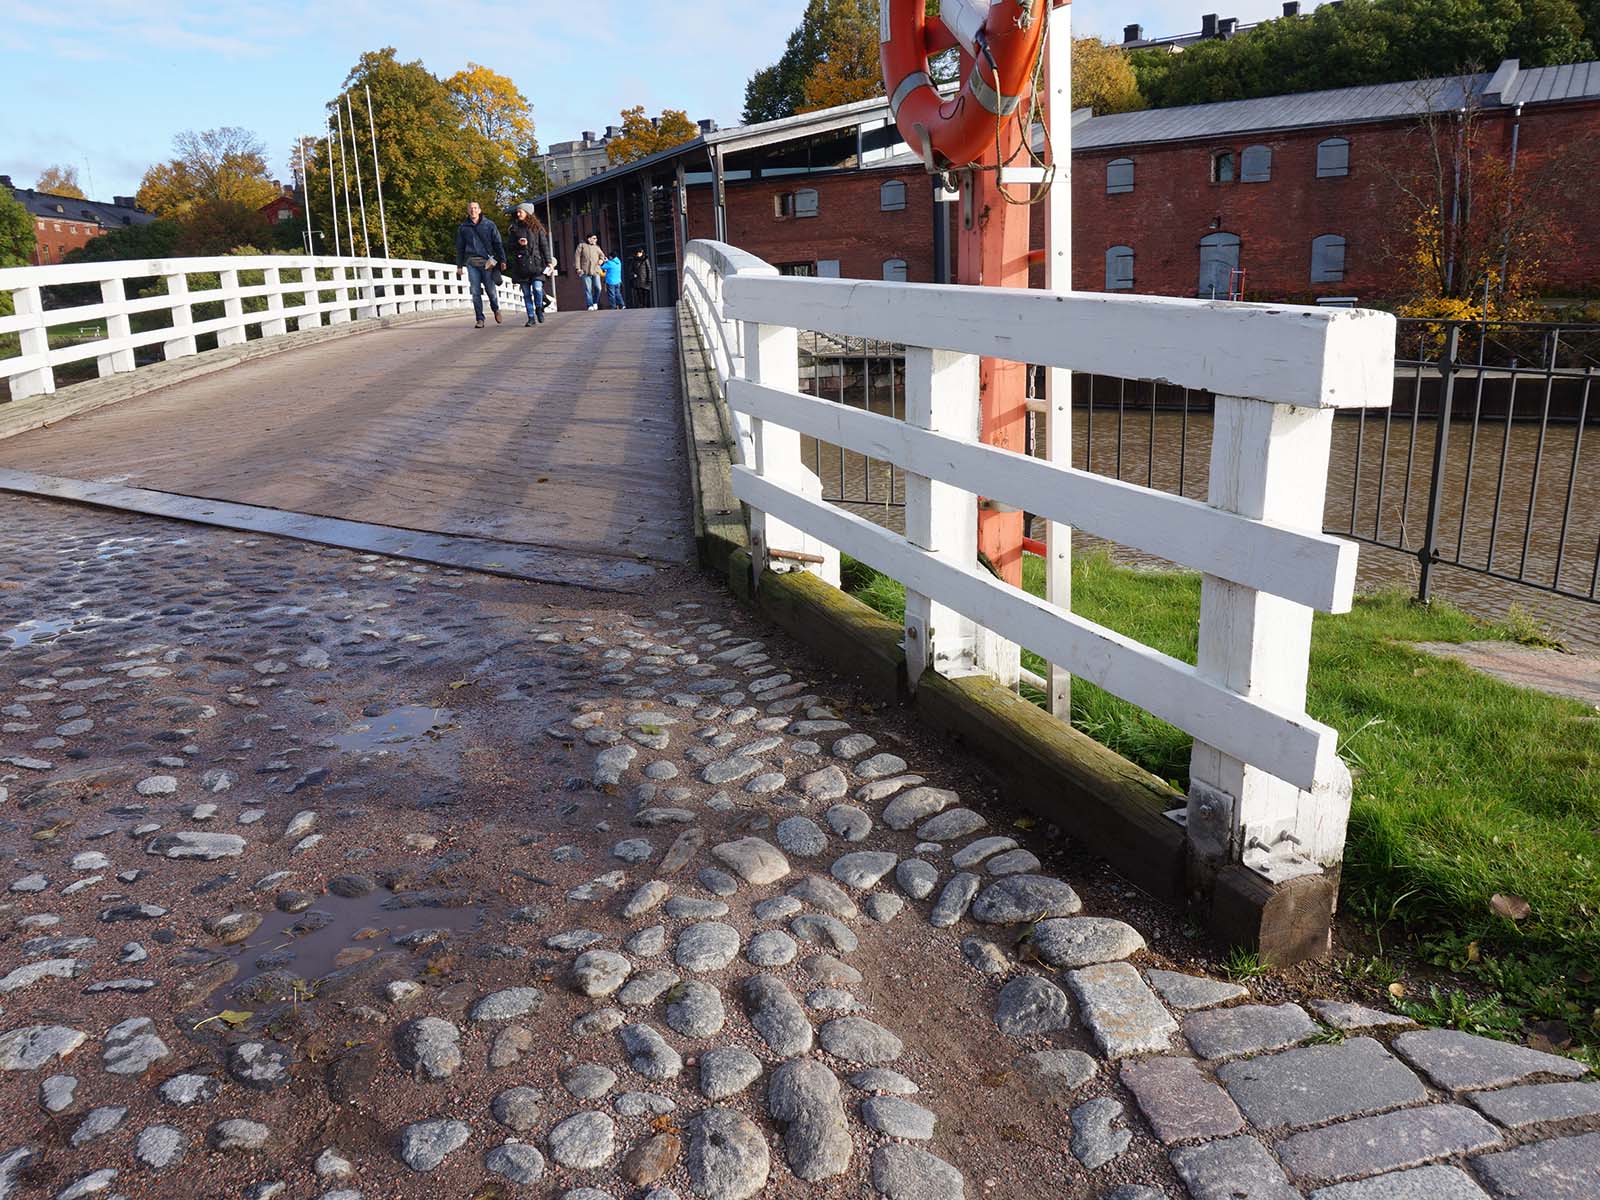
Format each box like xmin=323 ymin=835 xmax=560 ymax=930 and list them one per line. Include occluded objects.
xmin=345 ymin=92 xmax=371 ymax=256
xmin=300 ymin=137 xmax=314 ymax=255
xmin=364 ymin=84 xmax=390 ymax=258
xmin=324 ymin=134 xmax=341 ymax=257
xmin=334 ymin=104 xmax=355 ymax=255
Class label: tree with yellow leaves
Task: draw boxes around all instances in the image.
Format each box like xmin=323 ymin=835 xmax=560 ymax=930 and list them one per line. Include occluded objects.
xmin=1071 ymin=38 xmax=1145 ymax=115
xmin=136 ymin=128 xmax=280 ymax=219
xmin=606 ymin=108 xmax=701 ymax=165
xmin=36 ymin=165 xmax=87 ymax=199
xmin=447 ymin=63 xmax=537 ymax=170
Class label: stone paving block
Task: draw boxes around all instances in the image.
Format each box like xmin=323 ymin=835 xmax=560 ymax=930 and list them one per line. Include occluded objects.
xmin=1306 ymin=1165 xmax=1490 ymax=1199
xmin=1065 ymin=962 xmax=1178 ymax=1060
xmin=1168 ymin=1135 xmax=1300 ymax=1200
xmin=1275 ymin=1105 xmax=1503 ymax=1186
xmin=1183 ymin=1003 xmax=1316 ymax=1060
xmin=1216 ymin=1037 xmax=1428 ymax=1130
xmin=1120 ymin=1055 xmax=1244 ymax=1143
xmin=1309 ymin=1000 xmax=1414 ymax=1031
xmin=1468 ymin=1080 xmax=1600 ymax=1129
xmin=1469 ymin=1131 xmax=1600 ymax=1199
xmin=1391 ymin=1029 xmax=1587 ymax=1093
xmin=1145 ymin=969 xmax=1247 ymax=1011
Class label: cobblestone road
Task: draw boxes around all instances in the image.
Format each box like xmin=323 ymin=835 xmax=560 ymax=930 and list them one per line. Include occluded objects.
xmin=1 ymin=494 xmax=1595 ymax=1200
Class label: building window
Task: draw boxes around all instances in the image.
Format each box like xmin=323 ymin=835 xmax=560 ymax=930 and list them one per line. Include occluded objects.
xmin=277 ymin=209 xmax=292 ymax=223
xmin=1310 ymin=234 xmax=1347 ymax=283
xmin=1317 ymin=138 xmax=1350 ymax=178
xmin=777 ymin=189 xmax=819 ymax=219
xmin=817 ymin=260 xmax=841 ymax=278
xmin=1211 ymin=151 xmax=1235 ymax=183
xmin=1105 ymin=245 xmax=1135 ymax=291
xmin=1106 ymin=157 xmax=1135 ymax=194
xmin=880 ymin=180 xmax=906 ymax=211
xmin=1198 ymin=231 xmax=1241 ymax=297
xmin=40 ymin=245 xmax=51 ymax=263
xmin=778 ymin=262 xmax=816 ymax=276
xmin=1240 ymin=145 xmax=1272 ymax=182
xmin=882 ymin=258 xmax=908 ymax=283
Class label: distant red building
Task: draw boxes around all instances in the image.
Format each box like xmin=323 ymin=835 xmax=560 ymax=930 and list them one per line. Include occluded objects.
xmin=259 ymin=186 xmax=303 ymax=229
xmin=3 ymin=175 xmax=154 ymax=265
xmin=1070 ymin=58 xmax=1600 ymax=302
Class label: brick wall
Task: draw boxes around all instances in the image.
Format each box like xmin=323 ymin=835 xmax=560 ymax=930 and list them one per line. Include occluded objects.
xmin=28 ymin=215 xmax=101 ymax=266
xmin=685 ymin=167 xmax=938 ymax=282
xmin=1071 ymin=100 xmax=1600 ymax=301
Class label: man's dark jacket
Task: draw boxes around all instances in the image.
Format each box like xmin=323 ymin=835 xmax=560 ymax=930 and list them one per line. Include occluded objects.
xmin=455 ymin=216 xmax=505 ymax=268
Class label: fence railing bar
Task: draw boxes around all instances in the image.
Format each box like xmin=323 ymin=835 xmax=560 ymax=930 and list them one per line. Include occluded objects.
xmin=1552 ymin=367 xmax=1590 ymax=592
xmin=1485 ymin=361 xmax=1520 ymax=574
xmin=1454 ymin=329 xmax=1491 ymax=563
xmin=1518 ymin=330 xmax=1560 ymax=582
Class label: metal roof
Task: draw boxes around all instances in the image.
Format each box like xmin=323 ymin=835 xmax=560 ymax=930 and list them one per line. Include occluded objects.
xmin=10 ymin=187 xmax=156 ymax=228
xmin=1074 ymin=58 xmax=1600 ymax=151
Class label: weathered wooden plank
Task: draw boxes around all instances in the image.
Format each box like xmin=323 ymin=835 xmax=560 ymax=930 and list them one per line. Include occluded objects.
xmin=724 ymin=275 xmax=1395 ymax=410
xmin=733 ymin=464 xmax=1336 ymax=791
xmin=728 ymin=378 xmax=1357 ymax=612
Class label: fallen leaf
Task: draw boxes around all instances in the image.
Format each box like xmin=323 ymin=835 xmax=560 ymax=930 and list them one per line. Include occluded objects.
xmin=1466 ymin=941 xmax=1480 ymax=963
xmin=447 ymin=679 xmax=472 ymax=691
xmin=1490 ymin=893 xmax=1532 ymax=921
xmin=1388 ymin=982 xmax=1407 ymax=999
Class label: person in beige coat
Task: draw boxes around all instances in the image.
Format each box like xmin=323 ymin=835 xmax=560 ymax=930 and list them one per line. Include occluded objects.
xmin=575 ymin=233 xmax=607 ymax=311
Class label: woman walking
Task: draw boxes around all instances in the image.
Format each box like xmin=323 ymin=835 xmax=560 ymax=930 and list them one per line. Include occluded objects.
xmin=508 ymin=203 xmax=554 ymax=327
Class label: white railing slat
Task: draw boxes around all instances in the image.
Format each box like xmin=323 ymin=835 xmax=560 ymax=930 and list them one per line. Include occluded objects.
xmin=733 ymin=464 xmax=1335 ymax=791
xmin=728 ymin=377 xmax=1357 ymax=612
xmin=724 ymin=275 xmax=1396 ymax=411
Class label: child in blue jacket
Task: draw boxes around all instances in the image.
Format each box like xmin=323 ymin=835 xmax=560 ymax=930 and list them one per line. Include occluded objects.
xmin=603 ymin=254 xmax=625 ymax=310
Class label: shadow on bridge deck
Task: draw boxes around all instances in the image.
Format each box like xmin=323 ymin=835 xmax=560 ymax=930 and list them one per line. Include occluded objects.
xmin=0 ymin=309 xmax=691 ymax=572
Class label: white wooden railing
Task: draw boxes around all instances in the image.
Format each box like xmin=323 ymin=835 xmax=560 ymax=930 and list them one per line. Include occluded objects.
xmin=0 ymin=255 xmax=524 ymax=401
xmin=683 ymin=238 xmax=1397 ymax=883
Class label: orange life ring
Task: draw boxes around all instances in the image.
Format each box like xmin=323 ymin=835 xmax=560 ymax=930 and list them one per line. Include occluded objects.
xmin=880 ymin=0 xmax=1048 ymax=170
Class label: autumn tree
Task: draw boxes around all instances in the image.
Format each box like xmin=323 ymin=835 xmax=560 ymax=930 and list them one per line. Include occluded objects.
xmin=606 ymin=108 xmax=701 ymax=164
xmin=799 ymin=0 xmax=884 ymax=112
xmin=745 ymin=0 xmax=882 ymax=122
xmin=1072 ymin=39 xmax=1145 ymax=114
xmin=448 ymin=63 xmax=537 ymax=171
xmin=137 ymin=128 xmax=280 ymax=219
xmin=36 ymin=165 xmax=87 ymax=199
xmin=1386 ymin=80 xmax=1600 ymax=317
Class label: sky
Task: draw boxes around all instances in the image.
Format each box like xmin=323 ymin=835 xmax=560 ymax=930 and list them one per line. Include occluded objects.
xmin=1 ymin=1 xmax=1322 ymax=201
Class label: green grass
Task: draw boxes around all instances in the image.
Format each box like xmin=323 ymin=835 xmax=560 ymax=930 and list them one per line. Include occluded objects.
xmin=843 ymin=550 xmax=1600 ymax=1044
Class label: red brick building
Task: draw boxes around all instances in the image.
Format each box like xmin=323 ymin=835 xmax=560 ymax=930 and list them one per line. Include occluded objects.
xmin=3 ymin=175 xmax=155 ymax=265
xmin=1071 ymin=58 xmax=1600 ymax=302
xmin=259 ymin=187 xmax=303 ymax=230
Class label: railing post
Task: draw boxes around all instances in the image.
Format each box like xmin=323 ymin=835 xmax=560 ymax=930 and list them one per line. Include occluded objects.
xmin=742 ymin=319 xmax=840 ymax=587
xmin=297 ymin=265 xmax=323 ymax=330
xmin=355 ymin=261 xmax=379 ymax=320
xmin=162 ymin=271 xmax=197 ymax=359
xmin=261 ymin=266 xmax=288 ymax=337
xmin=904 ymin=347 xmax=982 ymax=686
xmin=10 ymin=285 xmax=55 ymax=400
xmin=217 ymin=268 xmax=246 ymax=348
xmin=1187 ymin=395 xmax=1348 ymax=958
xmin=1417 ymin=325 xmax=1460 ymax=604
xmin=328 ymin=264 xmax=352 ymax=325
xmin=96 ymin=276 xmax=136 ymax=378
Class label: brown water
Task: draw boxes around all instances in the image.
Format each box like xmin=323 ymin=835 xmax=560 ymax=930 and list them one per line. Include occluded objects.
xmin=804 ymin=406 xmax=1599 ymax=650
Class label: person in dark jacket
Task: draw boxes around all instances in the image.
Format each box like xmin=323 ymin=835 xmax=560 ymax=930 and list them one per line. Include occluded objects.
xmin=507 ymin=203 xmax=554 ymax=327
xmin=630 ymin=249 xmax=653 ymax=310
xmin=454 ymin=201 xmax=506 ymax=327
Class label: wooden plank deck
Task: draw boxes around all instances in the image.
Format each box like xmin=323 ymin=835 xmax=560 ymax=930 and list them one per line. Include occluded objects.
xmin=0 ymin=309 xmax=692 ymax=566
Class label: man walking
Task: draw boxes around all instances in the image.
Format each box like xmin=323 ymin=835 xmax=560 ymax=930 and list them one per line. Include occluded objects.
xmin=455 ymin=201 xmax=505 ymax=328
xmin=575 ymin=232 xmax=606 ymax=311
xmin=630 ymin=249 xmax=653 ymax=310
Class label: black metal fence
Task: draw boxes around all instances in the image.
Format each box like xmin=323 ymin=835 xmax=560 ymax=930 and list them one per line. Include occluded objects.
xmin=797 ymin=319 xmax=1600 ymax=611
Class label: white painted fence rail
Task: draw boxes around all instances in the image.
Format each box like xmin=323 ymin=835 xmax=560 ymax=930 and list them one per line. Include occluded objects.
xmin=682 ymin=237 xmax=1397 ymax=883
xmin=0 ymin=255 xmax=523 ymax=401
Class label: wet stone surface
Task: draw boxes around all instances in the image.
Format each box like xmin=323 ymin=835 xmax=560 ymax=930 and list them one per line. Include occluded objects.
xmin=0 ymin=494 xmax=1590 ymax=1200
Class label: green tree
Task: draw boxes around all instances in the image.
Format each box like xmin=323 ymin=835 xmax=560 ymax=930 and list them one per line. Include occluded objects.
xmin=36 ymin=165 xmax=86 ymax=199
xmin=60 ymin=219 xmax=180 ymax=264
xmin=0 ymin=190 xmax=33 ymax=266
xmin=1072 ymin=38 xmax=1145 ymax=114
xmin=606 ymin=107 xmax=701 ymax=164
xmin=744 ymin=0 xmax=881 ymax=122
xmin=315 ymin=48 xmax=510 ymax=261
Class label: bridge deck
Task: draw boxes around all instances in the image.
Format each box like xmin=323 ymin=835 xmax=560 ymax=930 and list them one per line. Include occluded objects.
xmin=0 ymin=309 xmax=691 ymax=568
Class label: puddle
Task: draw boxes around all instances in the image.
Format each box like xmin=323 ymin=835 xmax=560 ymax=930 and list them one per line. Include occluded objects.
xmin=331 ymin=705 xmax=454 ymax=753
xmin=232 ymin=889 xmax=484 ymax=998
xmin=91 ymin=534 xmax=189 ymax=561
xmin=2 ymin=618 xmax=77 ymax=649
